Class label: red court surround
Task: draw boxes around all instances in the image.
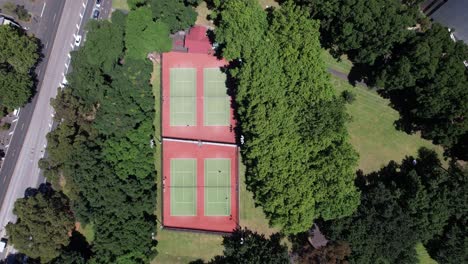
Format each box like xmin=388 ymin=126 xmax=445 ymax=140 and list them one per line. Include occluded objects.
xmin=161 ymin=52 xmax=236 ymax=144
xmin=162 ymin=140 xmax=239 ymax=232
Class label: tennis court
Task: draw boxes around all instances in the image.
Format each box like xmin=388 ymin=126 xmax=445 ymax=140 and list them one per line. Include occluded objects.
xmin=204 ymin=68 xmax=230 ymax=126
xmin=170 ymin=68 xmax=197 ymax=126
xmin=204 ymin=159 xmax=231 ymax=216
xmin=170 ymin=159 xmax=197 ymax=216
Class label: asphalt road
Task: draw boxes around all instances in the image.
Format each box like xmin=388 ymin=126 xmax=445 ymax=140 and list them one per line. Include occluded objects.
xmin=0 ymin=0 xmax=107 ymax=258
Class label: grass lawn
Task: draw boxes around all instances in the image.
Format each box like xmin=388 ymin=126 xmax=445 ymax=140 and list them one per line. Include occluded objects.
xmin=330 ymin=76 xmax=444 ymax=173
xmin=322 ymin=49 xmax=353 ymax=75
xmin=195 ymin=1 xmax=214 ymax=27
xmin=416 ymin=243 xmax=438 ymax=264
xmin=112 ymin=0 xmax=129 ymax=11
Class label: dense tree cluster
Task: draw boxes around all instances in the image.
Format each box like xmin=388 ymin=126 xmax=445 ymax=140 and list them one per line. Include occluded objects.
xmin=375 ymin=24 xmax=468 ymax=160
xmin=38 ymin=8 xmax=169 ymax=263
xmin=150 ymin=0 xmax=198 ymax=33
xmin=298 ymin=0 xmax=421 ymax=64
xmin=6 ymin=189 xmax=75 ymax=263
xmin=295 ymin=0 xmax=468 ymax=161
xmin=205 ymin=228 xmax=289 ymax=264
xmin=0 ymin=25 xmax=39 ymax=109
xmin=323 ymin=148 xmax=467 ymax=263
xmin=215 ymin=0 xmax=360 ymax=234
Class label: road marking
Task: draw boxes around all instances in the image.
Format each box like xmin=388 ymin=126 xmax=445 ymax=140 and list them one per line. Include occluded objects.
xmin=76 ymin=24 xmax=79 ymax=29
xmin=11 ymin=119 xmax=17 ymax=123
xmin=48 ymin=123 xmax=52 ymax=128
xmin=5 ymin=145 xmax=9 ymax=148
xmin=44 ymin=41 xmax=48 ymax=49
xmin=70 ymin=43 xmax=74 ymax=48
xmin=68 ymin=53 xmax=71 ymax=58
xmin=65 ymin=63 xmax=69 ymax=70
xmin=21 ymin=123 xmax=25 ymax=130
xmin=53 ymin=13 xmax=57 ymax=22
xmin=41 ymin=2 xmax=46 ymax=17
xmin=8 ymin=131 xmax=13 ymax=136
xmin=80 ymin=13 xmax=83 ymax=18
xmin=82 ymin=2 xmax=86 ymax=7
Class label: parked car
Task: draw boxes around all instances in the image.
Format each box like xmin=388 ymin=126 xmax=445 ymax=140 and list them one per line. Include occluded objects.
xmin=75 ymin=35 xmax=82 ymax=47
xmin=92 ymin=10 xmax=100 ymax=19
xmin=96 ymin=0 xmax=102 ymax=8
xmin=0 ymin=238 xmax=7 ymax=253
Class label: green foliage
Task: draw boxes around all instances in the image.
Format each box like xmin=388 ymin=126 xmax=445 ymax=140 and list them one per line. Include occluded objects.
xmin=325 ymin=148 xmax=462 ymax=264
xmin=341 ymin=90 xmax=355 ymax=104
xmin=208 ymin=228 xmax=289 ymax=264
xmin=103 ymin=119 xmax=154 ymax=180
xmin=214 ymin=0 xmax=267 ymax=60
xmin=15 ymin=5 xmax=30 ymax=21
xmin=127 ymin=0 xmax=147 ymax=10
xmin=376 ymin=24 xmax=468 ymax=159
xmin=40 ymin=8 xmax=160 ymax=262
xmin=300 ymin=0 xmax=418 ymax=64
xmin=0 ymin=69 xmax=32 ymax=109
xmin=125 ymin=7 xmax=172 ymax=59
xmin=217 ymin=1 xmax=359 ymax=234
xmin=426 ymin=217 xmax=468 ymax=264
xmin=6 ymin=191 xmax=75 ymax=263
xmin=0 ymin=25 xmax=39 ymax=73
xmin=82 ymin=17 xmax=126 ymax=73
xmin=150 ymin=0 xmax=197 ymax=33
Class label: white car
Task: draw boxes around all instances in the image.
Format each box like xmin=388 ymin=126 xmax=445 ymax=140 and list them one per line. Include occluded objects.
xmin=75 ymin=35 xmax=82 ymax=47
xmin=96 ymin=0 xmax=102 ymax=8
xmin=0 ymin=238 xmax=7 ymax=253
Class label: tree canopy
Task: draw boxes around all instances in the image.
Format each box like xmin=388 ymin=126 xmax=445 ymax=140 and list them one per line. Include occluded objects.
xmin=125 ymin=7 xmax=172 ymax=59
xmin=0 ymin=25 xmax=40 ymax=109
xmin=215 ymin=0 xmax=359 ymax=234
xmin=6 ymin=190 xmax=75 ymax=263
xmin=0 ymin=25 xmax=39 ymax=73
xmin=375 ymin=24 xmax=468 ymax=160
xmin=39 ymin=10 xmax=159 ymax=262
xmin=298 ymin=0 xmax=419 ymax=64
xmin=324 ymin=148 xmax=465 ymax=263
xmin=150 ymin=0 xmax=197 ymax=33
xmin=207 ymin=228 xmax=289 ymax=264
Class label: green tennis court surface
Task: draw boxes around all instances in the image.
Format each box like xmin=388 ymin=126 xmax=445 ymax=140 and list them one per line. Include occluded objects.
xmin=170 ymin=68 xmax=196 ymax=126
xmin=170 ymin=159 xmax=197 ymax=216
xmin=204 ymin=159 xmax=231 ymax=216
xmin=204 ymin=68 xmax=230 ymax=126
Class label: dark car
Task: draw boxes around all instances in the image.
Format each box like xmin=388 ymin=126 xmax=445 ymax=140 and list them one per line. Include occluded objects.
xmin=93 ymin=10 xmax=100 ymax=19
xmin=96 ymin=0 xmax=102 ymax=8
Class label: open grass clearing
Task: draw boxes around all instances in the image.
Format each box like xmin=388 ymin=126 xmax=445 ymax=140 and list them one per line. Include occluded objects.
xmin=322 ymin=49 xmax=353 ymax=74
xmin=416 ymin=243 xmax=438 ymax=264
xmin=112 ymin=0 xmax=129 ymax=11
xmin=330 ymin=76 xmax=445 ymax=173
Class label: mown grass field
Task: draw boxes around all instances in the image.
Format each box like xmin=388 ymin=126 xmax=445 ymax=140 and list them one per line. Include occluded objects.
xmin=112 ymin=0 xmax=129 ymax=11
xmin=416 ymin=243 xmax=438 ymax=264
xmin=331 ymin=76 xmax=444 ymax=173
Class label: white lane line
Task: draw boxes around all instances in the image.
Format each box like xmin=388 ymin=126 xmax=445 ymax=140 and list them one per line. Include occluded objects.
xmin=53 ymin=13 xmax=57 ymax=22
xmin=11 ymin=119 xmax=17 ymax=123
xmin=76 ymin=24 xmax=79 ymax=29
xmin=40 ymin=2 xmax=46 ymax=17
xmin=68 ymin=53 xmax=71 ymax=58
xmin=70 ymin=43 xmax=74 ymax=48
xmin=8 ymin=131 xmax=13 ymax=136
xmin=45 ymin=41 xmax=48 ymax=49
xmin=82 ymin=2 xmax=86 ymax=7
xmin=20 ymin=123 xmax=25 ymax=130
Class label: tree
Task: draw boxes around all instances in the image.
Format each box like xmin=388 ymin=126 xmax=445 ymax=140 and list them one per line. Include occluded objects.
xmin=426 ymin=217 xmax=468 ymax=264
xmin=297 ymin=241 xmax=351 ymax=264
xmin=208 ymin=228 xmax=289 ymax=264
xmin=125 ymin=7 xmax=171 ymax=59
xmin=217 ymin=1 xmax=359 ymax=234
xmin=376 ymin=24 xmax=468 ymax=160
xmin=151 ymin=0 xmax=197 ymax=33
xmin=81 ymin=15 xmax=126 ymax=73
xmin=0 ymin=69 xmax=32 ymax=109
xmin=103 ymin=119 xmax=154 ymax=180
xmin=299 ymin=0 xmax=419 ymax=64
xmin=6 ymin=191 xmax=75 ymax=263
xmin=0 ymin=25 xmax=39 ymax=73
xmin=324 ymin=148 xmax=460 ymax=264
xmin=214 ymin=0 xmax=267 ymax=60
xmin=127 ymin=0 xmax=147 ymax=10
